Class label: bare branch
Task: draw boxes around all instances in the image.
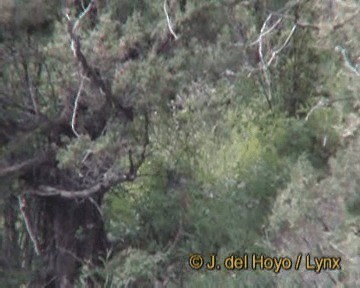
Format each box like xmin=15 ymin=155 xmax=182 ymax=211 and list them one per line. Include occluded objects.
xmin=71 ymin=75 xmax=85 ymax=137
xmin=18 ymin=195 xmax=42 ymax=256
xmin=0 ymin=158 xmax=40 ymax=177
xmin=258 ymin=14 xmax=272 ymax=68
xmin=250 ymin=12 xmax=297 ymax=110
xmin=164 ymin=0 xmax=179 ymax=40
xmin=65 ymin=2 xmax=134 ymax=121
xmin=72 ymin=0 xmax=95 ymax=33
xmin=264 ymin=11 xmax=319 ymax=31
xmin=258 ymin=14 xmax=273 ymax=109
xmin=80 ymin=0 xmax=86 ymax=11
xmin=250 ymin=17 xmax=282 ymax=46
xmin=267 ymin=24 xmax=297 ymax=66
xmin=81 ymin=149 xmax=93 ymax=163
xmin=30 ymin=166 xmax=130 ymax=198
xmin=305 ymin=97 xmax=329 ymax=122
xmin=0 ymin=151 xmax=54 ymax=177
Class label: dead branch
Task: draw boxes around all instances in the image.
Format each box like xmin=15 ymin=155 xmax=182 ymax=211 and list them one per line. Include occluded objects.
xmin=0 ymin=151 xmax=54 ymax=178
xmin=267 ymin=24 xmax=297 ymax=66
xmin=71 ymin=75 xmax=85 ymax=137
xmin=163 ymin=0 xmax=179 ymax=40
xmin=0 ymin=158 xmax=40 ymax=177
xmin=72 ymin=0 xmax=95 ymax=33
xmin=305 ymin=97 xmax=329 ymax=122
xmin=31 ymin=164 xmax=132 ymax=199
xmin=251 ymin=12 xmax=297 ymax=110
xmin=18 ymin=195 xmax=42 ymax=256
xmin=30 ymin=171 xmax=126 ymax=199
xmin=250 ymin=16 xmax=282 ymax=46
xmin=65 ymin=1 xmax=133 ymax=120
xmin=258 ymin=14 xmax=273 ymax=110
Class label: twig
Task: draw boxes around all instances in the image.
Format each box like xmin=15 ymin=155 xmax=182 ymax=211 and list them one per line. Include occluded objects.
xmin=163 ymin=0 xmax=179 ymax=40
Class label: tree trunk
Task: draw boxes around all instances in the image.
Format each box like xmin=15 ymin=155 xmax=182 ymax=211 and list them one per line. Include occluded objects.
xmin=30 ymin=195 xmax=108 ymax=287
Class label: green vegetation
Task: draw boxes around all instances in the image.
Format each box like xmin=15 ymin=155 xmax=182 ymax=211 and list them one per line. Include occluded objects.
xmin=0 ymin=0 xmax=359 ymax=287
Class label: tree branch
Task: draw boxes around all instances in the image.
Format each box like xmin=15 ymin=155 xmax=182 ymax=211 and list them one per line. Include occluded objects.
xmin=30 ymin=164 xmax=135 ymax=199
xmin=266 ymin=24 xmax=297 ymax=66
xmin=258 ymin=14 xmax=273 ymax=110
xmin=0 ymin=151 xmax=54 ymax=178
xmin=71 ymin=75 xmax=85 ymax=137
xmin=18 ymin=195 xmax=42 ymax=256
xmin=65 ymin=3 xmax=133 ymax=121
xmin=250 ymin=16 xmax=282 ymax=46
xmin=29 ymin=113 xmax=150 ymax=199
xmin=164 ymin=0 xmax=179 ymax=40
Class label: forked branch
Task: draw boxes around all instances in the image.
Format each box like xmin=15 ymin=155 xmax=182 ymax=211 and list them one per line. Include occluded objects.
xmin=65 ymin=1 xmax=133 ymax=120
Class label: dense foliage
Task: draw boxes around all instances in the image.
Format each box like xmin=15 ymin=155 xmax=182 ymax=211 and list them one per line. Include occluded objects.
xmin=0 ymin=0 xmax=359 ymax=287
